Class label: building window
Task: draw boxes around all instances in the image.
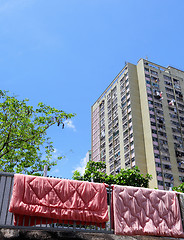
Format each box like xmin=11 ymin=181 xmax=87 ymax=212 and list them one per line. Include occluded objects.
xmin=124 ymin=137 xmax=129 ymax=145
xmin=151 ymin=122 xmax=156 ymax=127
xmin=158 ymin=131 xmax=167 ymax=137
xmin=152 ymin=82 xmax=159 ymax=88
xmin=158 ymin=180 xmax=164 ymax=186
xmin=145 ymin=74 xmax=150 ymax=78
xmin=163 ymin=164 xmax=171 ymax=170
xmin=164 ymin=80 xmax=172 ymax=86
xmin=154 ymin=154 xmax=160 ymax=159
xmin=156 ymin=109 xmax=163 ymax=115
xmin=157 ymin=172 xmax=162 ymax=177
xmin=169 ymin=113 xmax=177 ymax=119
xmin=164 ymin=173 xmax=173 ymax=179
xmin=153 ymin=145 xmax=159 ymax=150
xmin=148 ymin=93 xmax=153 ymax=98
xmin=159 ymin=139 xmax=168 ymax=145
xmin=165 ymin=87 xmax=174 ymax=93
xmin=166 ymin=93 xmax=174 ymax=99
xmin=152 ymin=129 xmax=157 ymax=134
xmin=161 ymin=156 xmax=170 ymax=162
xmin=145 ymin=67 xmax=149 ymax=72
xmin=179 ymin=167 xmax=184 ymax=173
xmin=163 ymin=75 xmax=171 ymax=80
xmin=150 ymin=114 xmax=155 ymax=119
xmin=179 ymin=176 xmax=184 ymax=182
xmin=165 ymin=182 xmax=171 ymax=187
xmin=173 ymin=78 xmax=180 ymax=84
xmin=155 ymin=162 xmax=161 ymax=168
xmin=151 ymin=70 xmax=158 ymax=76
xmin=154 ymin=102 xmax=162 ymax=108
xmin=110 ymin=164 xmax=114 ymax=171
xmin=149 ymin=107 xmax=154 ymax=112
xmin=171 ymin=120 xmax=180 ymax=127
xmin=123 ymin=122 xmax=128 ymax=130
xmin=152 ymin=137 xmax=158 ymax=142
xmin=109 ymin=136 xmax=113 ymax=142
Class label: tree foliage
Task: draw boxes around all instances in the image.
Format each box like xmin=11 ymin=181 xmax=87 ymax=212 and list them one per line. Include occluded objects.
xmin=0 ymin=90 xmax=75 ymax=175
xmin=173 ymin=183 xmax=184 ymax=193
xmin=72 ymin=161 xmax=152 ymax=188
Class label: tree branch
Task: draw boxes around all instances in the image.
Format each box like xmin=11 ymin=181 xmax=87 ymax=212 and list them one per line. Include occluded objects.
xmin=7 ymin=122 xmax=55 ymax=145
xmin=0 ymin=122 xmax=13 ymax=154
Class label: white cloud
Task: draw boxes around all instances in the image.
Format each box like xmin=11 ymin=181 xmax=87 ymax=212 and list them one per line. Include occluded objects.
xmin=74 ymin=156 xmax=88 ymax=175
xmin=64 ymin=120 xmax=76 ymax=131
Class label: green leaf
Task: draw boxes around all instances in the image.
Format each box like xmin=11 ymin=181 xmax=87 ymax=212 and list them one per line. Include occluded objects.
xmin=0 ymin=90 xmax=75 ymax=175
xmin=72 ymin=160 xmax=152 ymax=188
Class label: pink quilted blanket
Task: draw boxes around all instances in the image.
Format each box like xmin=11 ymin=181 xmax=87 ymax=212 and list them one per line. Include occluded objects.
xmin=112 ymin=185 xmax=184 ymax=238
xmin=9 ymin=174 xmax=108 ymax=226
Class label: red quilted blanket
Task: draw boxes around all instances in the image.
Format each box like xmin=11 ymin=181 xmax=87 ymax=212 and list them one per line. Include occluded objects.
xmin=9 ymin=174 xmax=108 ymax=226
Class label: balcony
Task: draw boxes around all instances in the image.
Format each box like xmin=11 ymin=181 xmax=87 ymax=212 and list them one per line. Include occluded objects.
xmin=154 ymin=149 xmax=160 ymax=154
xmin=157 ymin=176 xmax=163 ymax=181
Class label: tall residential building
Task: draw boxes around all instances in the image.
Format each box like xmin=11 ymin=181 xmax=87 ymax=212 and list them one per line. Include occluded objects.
xmin=91 ymin=58 xmax=184 ymax=190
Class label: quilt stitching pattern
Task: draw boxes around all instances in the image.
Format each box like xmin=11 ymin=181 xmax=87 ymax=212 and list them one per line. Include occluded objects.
xmin=24 ymin=176 xmax=99 ymax=210
xmin=9 ymin=174 xmax=109 ymax=225
xmin=117 ymin=188 xmax=177 ymax=228
xmin=113 ymin=185 xmax=184 ymax=237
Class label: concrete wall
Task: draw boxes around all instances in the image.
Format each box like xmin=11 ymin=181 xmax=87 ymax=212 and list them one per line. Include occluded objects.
xmin=1 ymin=229 xmax=183 ymax=240
xmin=128 ymin=62 xmax=147 ymax=175
xmin=136 ymin=59 xmax=158 ymax=189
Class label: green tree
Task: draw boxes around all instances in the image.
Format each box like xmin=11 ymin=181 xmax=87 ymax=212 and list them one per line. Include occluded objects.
xmin=0 ymin=90 xmax=75 ymax=175
xmin=173 ymin=183 xmax=184 ymax=193
xmin=83 ymin=161 xmax=106 ymax=183
xmin=72 ymin=170 xmax=83 ymax=181
xmin=72 ymin=161 xmax=106 ymax=182
xmin=114 ymin=167 xmax=152 ymax=188
xmin=72 ymin=161 xmax=152 ymax=188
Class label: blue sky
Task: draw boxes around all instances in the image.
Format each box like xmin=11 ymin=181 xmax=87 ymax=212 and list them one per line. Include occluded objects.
xmin=0 ymin=0 xmax=184 ymax=179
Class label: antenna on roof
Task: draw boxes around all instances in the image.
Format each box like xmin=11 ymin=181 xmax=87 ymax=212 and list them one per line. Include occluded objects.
xmin=146 ymin=56 xmax=148 ymax=60
xmin=125 ymin=61 xmax=127 ymax=65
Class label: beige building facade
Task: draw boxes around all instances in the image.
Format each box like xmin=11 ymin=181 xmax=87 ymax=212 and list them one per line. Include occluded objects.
xmin=91 ymin=58 xmax=184 ymax=189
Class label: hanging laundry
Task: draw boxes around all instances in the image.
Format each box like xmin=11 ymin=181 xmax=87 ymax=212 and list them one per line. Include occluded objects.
xmin=111 ymin=185 xmax=184 ymax=237
xmin=9 ymin=174 xmax=109 ymax=226
xmin=169 ymin=99 xmax=176 ymax=106
xmin=159 ymin=91 xmax=163 ymax=100
xmin=155 ymin=78 xmax=159 ymax=83
xmin=154 ymin=90 xmax=163 ymax=100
